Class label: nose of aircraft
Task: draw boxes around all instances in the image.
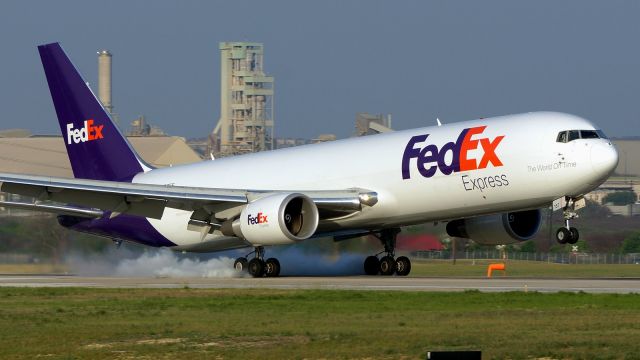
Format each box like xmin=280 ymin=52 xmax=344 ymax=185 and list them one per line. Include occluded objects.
xmin=590 ymin=141 xmax=619 ymax=177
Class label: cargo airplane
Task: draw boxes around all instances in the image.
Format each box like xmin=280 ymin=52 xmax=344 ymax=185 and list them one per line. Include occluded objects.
xmin=0 ymin=43 xmax=619 ymax=277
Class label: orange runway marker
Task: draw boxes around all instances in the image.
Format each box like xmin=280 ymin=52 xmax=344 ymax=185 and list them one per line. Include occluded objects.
xmin=487 ymin=263 xmax=506 ymax=278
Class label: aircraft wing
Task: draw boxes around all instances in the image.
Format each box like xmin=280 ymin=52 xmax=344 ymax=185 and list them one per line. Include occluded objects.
xmin=0 ymin=173 xmax=376 ymax=221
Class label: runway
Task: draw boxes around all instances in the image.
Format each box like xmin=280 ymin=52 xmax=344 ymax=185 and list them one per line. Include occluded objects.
xmin=0 ymin=275 xmax=639 ymax=293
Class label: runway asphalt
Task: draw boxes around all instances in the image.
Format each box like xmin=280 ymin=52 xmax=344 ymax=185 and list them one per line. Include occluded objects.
xmin=0 ymin=275 xmax=639 ymax=293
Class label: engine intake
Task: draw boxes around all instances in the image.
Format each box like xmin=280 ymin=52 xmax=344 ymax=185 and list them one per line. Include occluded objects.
xmin=446 ymin=209 xmax=541 ymax=245
xmin=225 ymin=193 xmax=319 ymax=246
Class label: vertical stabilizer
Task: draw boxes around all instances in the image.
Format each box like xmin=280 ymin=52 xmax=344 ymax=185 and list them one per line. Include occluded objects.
xmin=38 ymin=42 xmax=148 ymax=182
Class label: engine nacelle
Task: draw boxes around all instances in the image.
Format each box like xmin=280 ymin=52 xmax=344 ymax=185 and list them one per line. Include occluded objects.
xmin=446 ymin=209 xmax=541 ymax=245
xmin=227 ymin=193 xmax=319 ymax=246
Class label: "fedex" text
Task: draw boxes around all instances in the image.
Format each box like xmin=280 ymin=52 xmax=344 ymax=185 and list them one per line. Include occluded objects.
xmin=66 ymin=119 xmax=104 ymax=145
xmin=247 ymin=212 xmax=268 ymax=225
xmin=402 ymin=126 xmax=505 ymax=179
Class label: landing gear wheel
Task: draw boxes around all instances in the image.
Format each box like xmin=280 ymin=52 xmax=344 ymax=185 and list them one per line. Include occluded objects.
xmin=234 ymin=257 xmax=248 ymax=272
xmin=364 ymin=256 xmax=380 ymax=275
xmin=264 ymin=258 xmax=281 ymax=277
xmin=248 ymin=258 xmax=265 ymax=278
xmin=568 ymin=227 xmax=580 ymax=244
xmin=379 ymin=256 xmax=396 ymax=276
xmin=556 ymin=227 xmax=570 ymax=244
xmin=395 ymin=256 xmax=411 ymax=276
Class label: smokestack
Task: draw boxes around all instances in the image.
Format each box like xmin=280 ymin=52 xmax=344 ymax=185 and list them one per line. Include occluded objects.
xmin=97 ymin=50 xmax=113 ymax=114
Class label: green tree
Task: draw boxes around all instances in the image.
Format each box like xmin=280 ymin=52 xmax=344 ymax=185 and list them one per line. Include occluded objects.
xmin=620 ymin=232 xmax=640 ymax=254
xmin=519 ymin=240 xmax=536 ymax=252
xmin=603 ymin=191 xmax=638 ymax=206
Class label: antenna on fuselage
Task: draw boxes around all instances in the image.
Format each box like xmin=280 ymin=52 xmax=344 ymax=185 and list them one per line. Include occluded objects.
xmin=436 ymin=118 xmax=442 ymax=126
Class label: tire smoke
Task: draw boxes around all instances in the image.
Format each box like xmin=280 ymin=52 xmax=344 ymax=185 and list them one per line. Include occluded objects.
xmin=65 ymin=242 xmax=369 ymax=278
xmin=65 ymin=247 xmax=241 ymax=278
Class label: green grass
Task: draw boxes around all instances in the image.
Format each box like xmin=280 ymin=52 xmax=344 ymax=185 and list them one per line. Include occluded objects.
xmin=0 ymin=288 xmax=639 ymax=359
xmin=409 ymin=259 xmax=640 ymax=278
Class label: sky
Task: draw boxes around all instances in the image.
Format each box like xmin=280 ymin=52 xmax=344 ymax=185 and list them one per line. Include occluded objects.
xmin=1 ymin=1 xmax=639 ymax=139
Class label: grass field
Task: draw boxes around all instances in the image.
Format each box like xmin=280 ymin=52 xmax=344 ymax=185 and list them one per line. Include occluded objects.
xmin=1 ymin=288 xmax=639 ymax=359
xmin=0 ymin=263 xmax=68 ymax=274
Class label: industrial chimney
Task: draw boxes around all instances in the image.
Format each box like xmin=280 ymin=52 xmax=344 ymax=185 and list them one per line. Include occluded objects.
xmin=97 ymin=50 xmax=113 ymax=114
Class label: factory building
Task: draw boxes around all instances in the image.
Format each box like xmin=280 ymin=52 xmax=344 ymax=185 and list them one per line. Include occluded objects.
xmin=213 ymin=42 xmax=274 ymax=156
xmin=355 ymin=113 xmax=393 ymax=136
xmin=614 ymin=139 xmax=640 ymax=178
xmin=128 ymin=115 xmax=166 ymax=137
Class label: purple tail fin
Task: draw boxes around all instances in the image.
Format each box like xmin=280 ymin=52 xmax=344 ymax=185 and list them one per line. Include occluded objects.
xmin=38 ymin=42 xmax=148 ymax=182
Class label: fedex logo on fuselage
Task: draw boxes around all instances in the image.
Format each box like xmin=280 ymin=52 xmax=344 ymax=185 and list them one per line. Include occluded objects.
xmin=66 ymin=119 xmax=104 ymax=145
xmin=248 ymin=212 xmax=268 ymax=225
xmin=402 ymin=126 xmax=505 ymax=179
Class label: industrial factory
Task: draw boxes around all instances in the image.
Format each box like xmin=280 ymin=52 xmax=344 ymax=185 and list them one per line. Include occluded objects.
xmin=211 ymin=42 xmax=274 ymax=156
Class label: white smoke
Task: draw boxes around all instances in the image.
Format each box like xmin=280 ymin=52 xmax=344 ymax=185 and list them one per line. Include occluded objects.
xmin=113 ymin=250 xmax=239 ymax=278
xmin=65 ymin=241 xmax=369 ymax=277
xmin=66 ymin=248 xmax=242 ymax=278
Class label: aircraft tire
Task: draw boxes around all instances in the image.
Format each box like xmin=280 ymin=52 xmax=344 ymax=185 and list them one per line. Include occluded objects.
xmin=568 ymin=227 xmax=580 ymax=244
xmin=234 ymin=257 xmax=248 ymax=272
xmin=364 ymin=256 xmax=380 ymax=275
xmin=395 ymin=256 xmax=411 ymax=276
xmin=248 ymin=258 xmax=265 ymax=278
xmin=556 ymin=228 xmax=570 ymax=244
xmin=265 ymin=258 xmax=281 ymax=277
xmin=379 ymin=256 xmax=396 ymax=276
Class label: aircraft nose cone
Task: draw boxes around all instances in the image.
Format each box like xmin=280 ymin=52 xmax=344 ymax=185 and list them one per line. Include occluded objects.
xmin=590 ymin=142 xmax=619 ymax=176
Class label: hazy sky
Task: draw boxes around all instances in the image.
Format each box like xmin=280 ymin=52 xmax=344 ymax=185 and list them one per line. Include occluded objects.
xmin=1 ymin=1 xmax=639 ymax=139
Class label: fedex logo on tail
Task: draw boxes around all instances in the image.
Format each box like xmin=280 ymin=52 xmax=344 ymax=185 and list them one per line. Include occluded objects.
xmin=402 ymin=126 xmax=505 ymax=179
xmin=66 ymin=120 xmax=104 ymax=145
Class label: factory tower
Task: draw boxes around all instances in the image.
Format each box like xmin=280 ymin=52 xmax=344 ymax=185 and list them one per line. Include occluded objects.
xmin=97 ymin=50 xmax=113 ymax=114
xmin=213 ymin=42 xmax=274 ymax=156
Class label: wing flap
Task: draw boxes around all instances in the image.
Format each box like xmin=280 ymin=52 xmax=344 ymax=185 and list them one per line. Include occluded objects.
xmin=0 ymin=200 xmax=103 ymax=218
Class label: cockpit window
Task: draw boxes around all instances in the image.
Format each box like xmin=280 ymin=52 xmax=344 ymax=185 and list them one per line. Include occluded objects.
xmin=596 ymin=130 xmax=608 ymax=139
xmin=556 ymin=129 xmax=605 ymax=143
xmin=568 ymin=130 xmax=580 ymax=142
xmin=580 ymin=130 xmax=599 ymax=139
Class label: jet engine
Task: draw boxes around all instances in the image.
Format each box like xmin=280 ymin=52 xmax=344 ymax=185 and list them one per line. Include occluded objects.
xmin=446 ymin=209 xmax=541 ymax=245
xmin=223 ymin=193 xmax=319 ymax=246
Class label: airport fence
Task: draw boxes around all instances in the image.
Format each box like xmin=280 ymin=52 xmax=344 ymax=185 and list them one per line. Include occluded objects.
xmin=413 ymin=250 xmax=640 ymax=265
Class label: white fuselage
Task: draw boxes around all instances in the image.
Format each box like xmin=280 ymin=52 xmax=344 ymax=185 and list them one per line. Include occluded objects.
xmin=132 ymin=112 xmax=618 ymax=251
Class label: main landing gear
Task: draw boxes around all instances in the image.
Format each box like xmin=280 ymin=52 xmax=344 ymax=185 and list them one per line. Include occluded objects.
xmin=234 ymin=246 xmax=281 ymax=278
xmin=556 ymin=197 xmax=580 ymax=245
xmin=363 ymin=228 xmax=411 ymax=276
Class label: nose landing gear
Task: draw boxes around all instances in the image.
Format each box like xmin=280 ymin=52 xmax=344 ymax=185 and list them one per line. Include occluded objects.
xmin=556 ymin=197 xmax=581 ymax=245
xmin=363 ymin=228 xmax=411 ymax=276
